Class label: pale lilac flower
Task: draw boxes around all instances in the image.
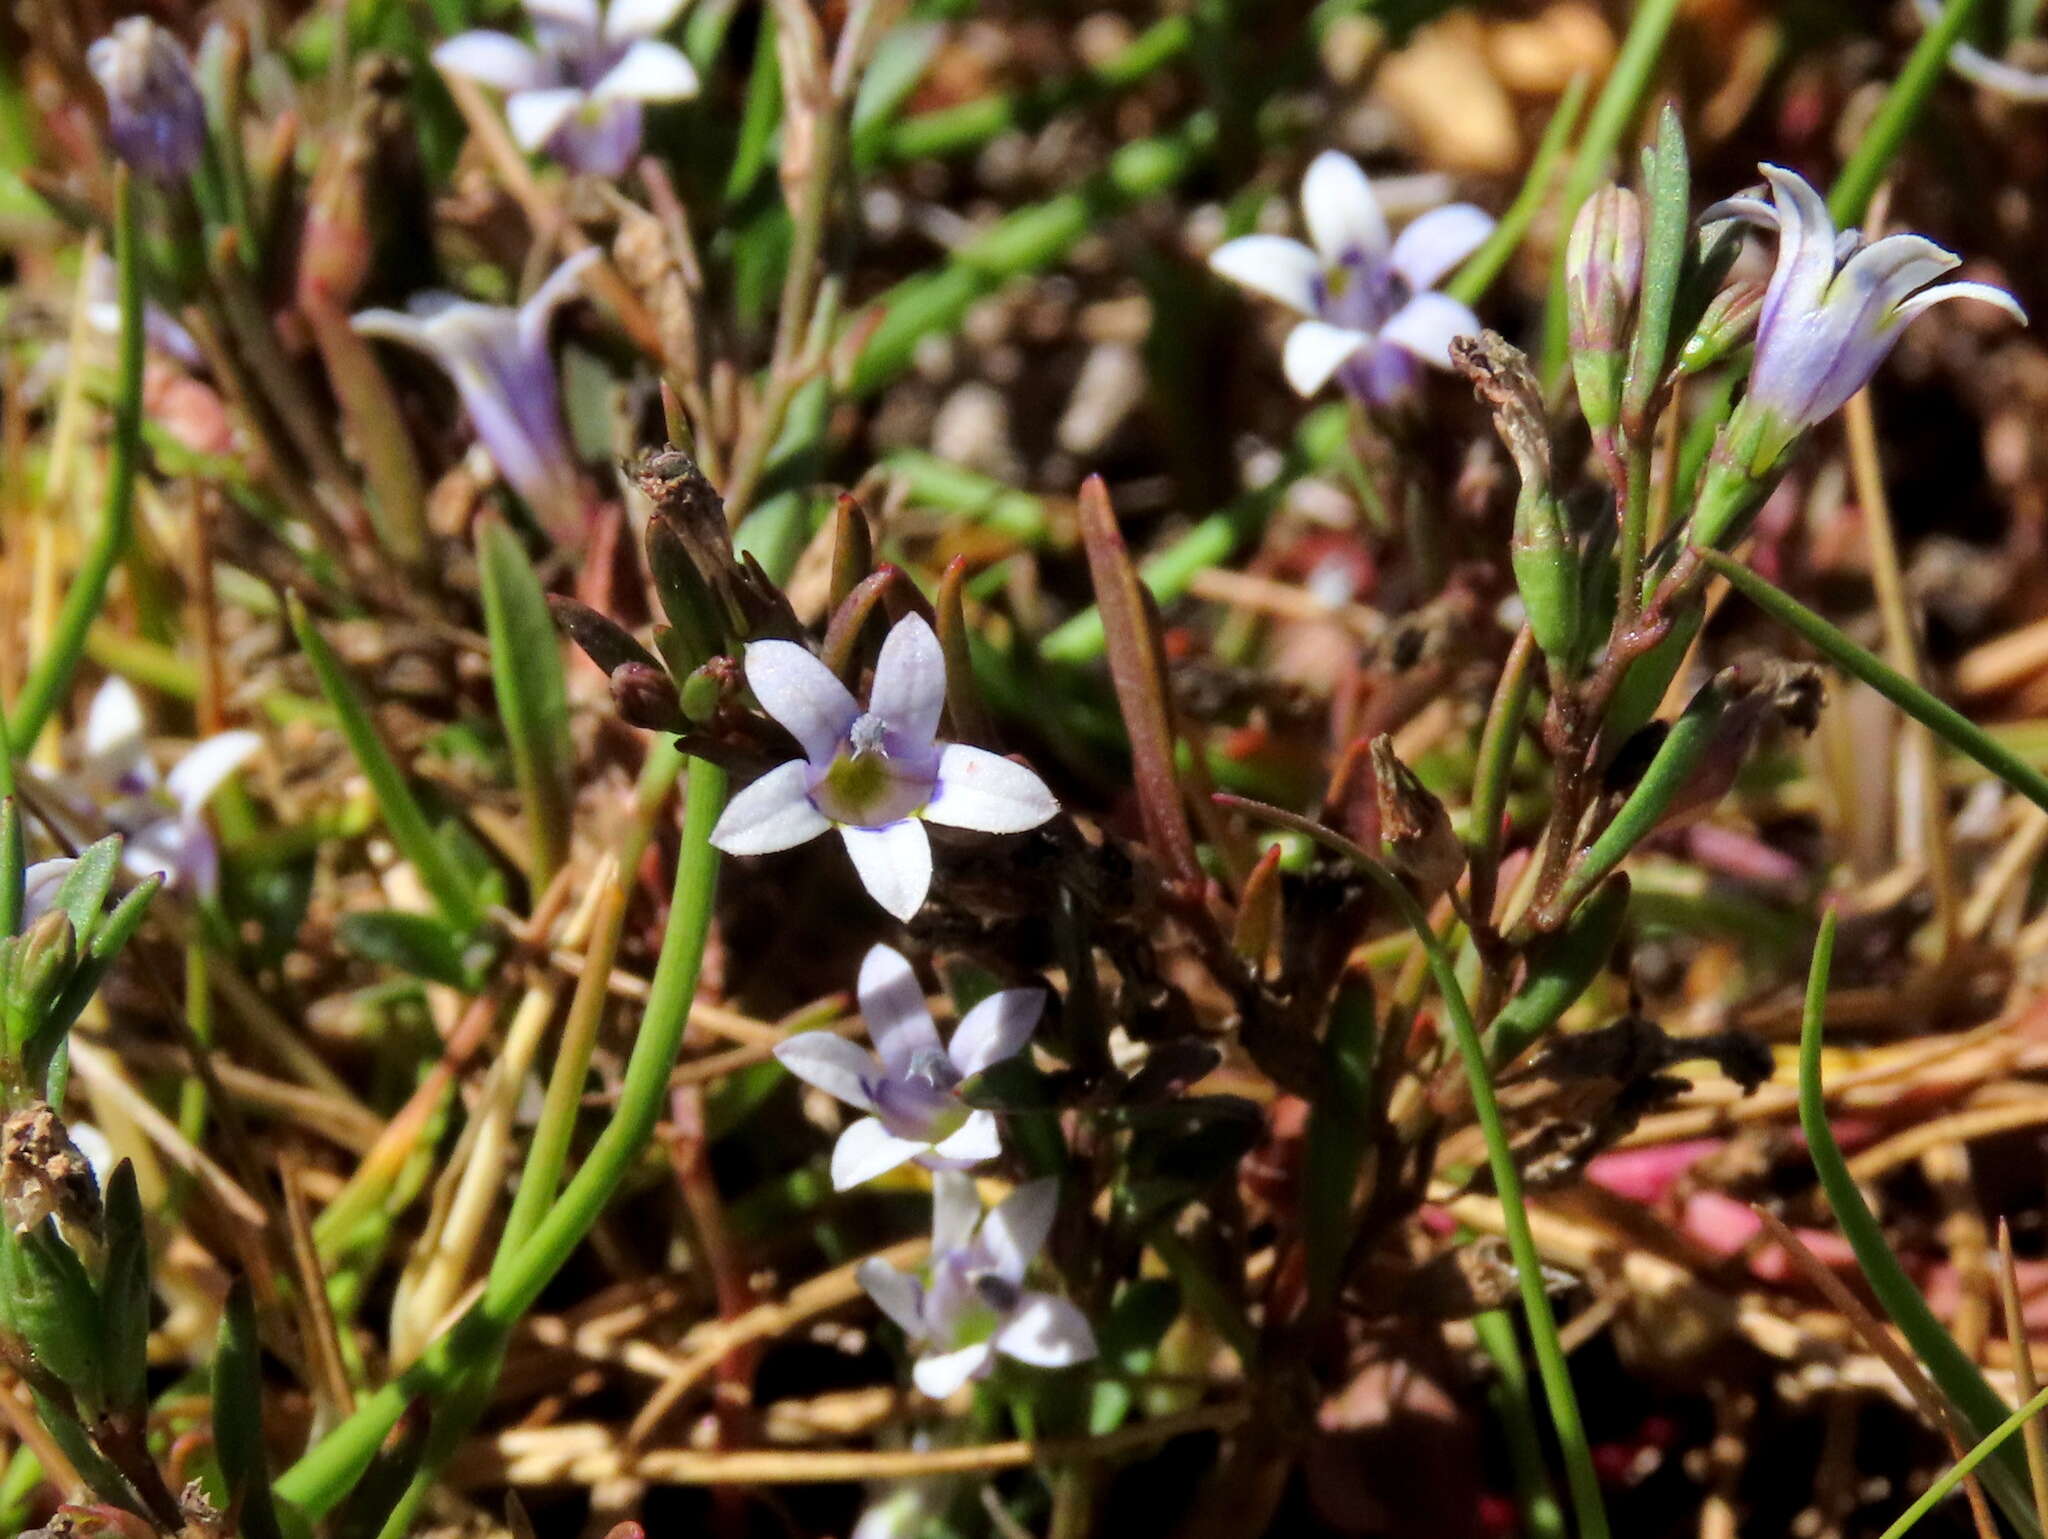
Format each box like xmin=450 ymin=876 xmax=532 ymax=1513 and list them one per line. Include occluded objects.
xmin=859 ymin=1172 xmax=1096 ymax=1399
xmin=353 ymin=250 xmax=597 ymax=534
xmin=87 ymin=18 xmax=207 ymax=183
xmin=710 ymin=614 xmax=1058 ymax=922
xmin=434 ymin=0 xmax=700 ymax=178
xmin=1208 ymin=150 xmax=1493 ymax=403
xmin=775 ymin=944 xmax=1041 ymax=1190
xmin=1706 ymin=165 xmax=2026 ymax=471
xmin=64 ymin=678 xmax=260 ymax=898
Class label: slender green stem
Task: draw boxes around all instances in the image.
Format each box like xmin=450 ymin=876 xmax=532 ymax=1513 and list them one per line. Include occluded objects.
xmin=9 ymin=171 xmax=142 ymax=751
xmin=1474 ymin=1307 xmax=1569 ymax=1539
xmin=1218 ymin=796 xmax=1611 ymax=1539
xmin=1799 ymin=914 xmax=2043 ymax=1536
xmin=1467 ymin=627 xmax=1537 ymax=931
xmin=1830 ymin=0 xmax=1987 ymax=227
xmin=274 ymin=758 xmax=728 ymax=1519
xmin=1443 ymin=71 xmax=1590 ymax=308
xmin=1615 ymin=428 xmax=1654 ymax=628
xmin=1701 ymin=550 xmax=2048 ymax=817
xmin=1878 ymin=1384 xmax=2048 ymax=1539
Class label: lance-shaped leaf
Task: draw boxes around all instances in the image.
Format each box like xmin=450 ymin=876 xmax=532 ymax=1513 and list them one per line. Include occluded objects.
xmin=1303 ymin=974 xmax=1375 ymax=1314
xmin=547 ymin=596 xmax=664 ymax=678
xmin=1486 ymin=875 xmax=1629 ymax=1072
xmin=213 ymin=1280 xmax=284 ymax=1539
xmin=935 ymin=556 xmax=994 ymax=747
xmin=828 ymin=493 xmax=874 ymax=613
xmin=1619 ymin=105 xmax=1690 ymax=438
xmin=0 ymin=1221 xmax=104 ymax=1417
xmin=97 ymin=1162 xmax=151 ymax=1422
xmin=477 ymin=513 xmax=574 ymax=889
xmin=1075 ymin=476 xmax=1203 ymax=894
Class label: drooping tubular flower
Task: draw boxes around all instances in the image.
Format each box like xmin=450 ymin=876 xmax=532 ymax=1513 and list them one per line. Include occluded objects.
xmin=434 ymin=0 xmax=700 ymax=178
xmin=62 ymin=678 xmax=261 ymax=897
xmin=1208 ymin=150 xmax=1494 ymax=403
xmin=353 ymin=249 xmax=597 ymax=535
xmin=710 ymin=614 xmax=1058 ymax=922
xmin=859 ymin=1172 xmax=1097 ymax=1399
xmin=87 ymin=18 xmax=207 ymax=183
xmin=775 ymin=944 xmax=1041 ymax=1190
xmin=1706 ymin=165 xmax=2027 ymax=475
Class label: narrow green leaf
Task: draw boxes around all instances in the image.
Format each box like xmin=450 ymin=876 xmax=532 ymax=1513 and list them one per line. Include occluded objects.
xmin=287 ymin=597 xmax=485 ymax=934
xmin=1800 ymin=914 xmax=2043 ymax=1536
xmin=1702 ymin=550 xmax=2048 ymax=815
xmin=1829 ymin=0 xmax=1987 ymax=228
xmin=1620 ymin=104 xmax=1689 ymax=433
xmin=476 ymin=514 xmax=574 ymax=891
xmin=1444 ymin=71 xmax=1590 ymax=307
xmin=1878 ymin=1382 xmax=2048 ymax=1539
xmin=98 ymin=1162 xmax=151 ymax=1420
xmin=213 ymin=1280 xmax=285 ymax=1539
xmin=0 ymin=796 xmax=22 ymax=941
xmin=1303 ymin=975 xmax=1375 ymax=1314
xmin=54 ymin=838 xmax=123 ymax=947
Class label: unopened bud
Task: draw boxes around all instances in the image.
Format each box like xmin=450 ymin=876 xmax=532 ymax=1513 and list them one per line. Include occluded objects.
xmin=1371 ymin=736 xmax=1464 ymax=902
xmin=87 ymin=19 xmax=207 ymax=183
xmin=1678 ymin=279 xmax=1766 ymax=376
xmin=611 ymin=662 xmax=686 ymax=733
xmin=10 ymin=912 xmax=76 ymax=1053
xmin=679 ymin=660 xmax=729 ymax=724
xmin=1565 ymin=186 xmax=1644 ymax=438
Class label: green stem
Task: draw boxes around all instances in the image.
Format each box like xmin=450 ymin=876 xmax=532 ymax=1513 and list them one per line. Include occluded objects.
xmin=274 ymin=758 xmax=728 ymax=1519
xmin=1466 ymin=626 xmax=1537 ymax=930
xmin=9 ymin=171 xmax=142 ymax=751
xmin=1443 ymin=71 xmax=1590 ymax=308
xmin=1218 ymin=796 xmax=1611 ymax=1539
xmin=1474 ymin=1307 xmax=1568 ymax=1539
xmin=1830 ymin=0 xmax=1987 ymax=227
xmin=1877 ymin=1383 xmax=2048 ymax=1539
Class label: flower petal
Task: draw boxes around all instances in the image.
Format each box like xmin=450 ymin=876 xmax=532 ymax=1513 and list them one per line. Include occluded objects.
xmin=997 ymin=1292 xmax=1097 ymax=1368
xmin=831 ymin=1116 xmax=926 ymax=1190
xmin=1207 ymin=235 xmax=1321 ymax=317
xmin=924 ymin=744 xmax=1057 ymax=834
xmin=528 ymin=0 xmax=602 ymax=29
xmin=1301 ymin=150 xmax=1389 ymax=266
xmin=604 ymin=0 xmax=691 ymax=39
xmin=857 ymin=1257 xmax=927 ymax=1339
xmin=912 ymin=1342 xmax=994 ymax=1400
xmin=21 ymin=860 xmax=75 ymax=926
xmin=745 ymin=640 xmax=861 ymax=764
xmin=350 ymin=306 xmax=438 ymax=352
xmin=591 ymin=38 xmax=699 ymax=102
xmin=926 ymin=1109 xmax=1002 ymax=1168
xmin=948 ymin=986 xmax=1043 ymax=1077
xmin=85 ymin=676 xmax=152 ymax=789
xmin=167 ymin=731 xmax=260 ymax=819
xmin=1378 ymin=291 xmax=1481 ymax=368
xmin=839 ymin=819 xmax=933 ymax=923
xmin=931 ymin=1168 xmax=981 ymax=1255
xmin=709 ymin=760 xmax=830 ymax=855
xmin=1754 ymin=165 xmax=1839 ymax=356
xmin=1894 ymin=278 xmax=2028 ymax=328
xmin=506 ymin=86 xmax=587 ymax=153
xmin=981 ymin=1178 xmax=1058 ymax=1282
xmin=431 ymin=31 xmax=542 ymax=91
xmin=1389 ymin=203 xmax=1494 ymax=292
xmin=1280 ymin=320 xmax=1370 ymax=396
xmin=859 ymin=943 xmax=943 ymax=1074
xmin=868 ymin=615 xmax=946 ymax=759
xmin=773 ymin=1031 xmax=880 ymax=1111
xmin=517 ymin=247 xmax=603 ymax=353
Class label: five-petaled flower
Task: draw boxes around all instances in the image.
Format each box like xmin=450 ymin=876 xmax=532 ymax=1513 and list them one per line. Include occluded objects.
xmin=57 ymin=678 xmax=261 ymax=898
xmin=434 ymin=0 xmax=700 ymax=179
xmin=1706 ymin=164 xmax=2026 ymax=473
xmin=353 ymin=250 xmax=598 ymax=537
xmin=859 ymin=1172 xmax=1096 ymax=1399
xmin=87 ymin=18 xmax=207 ymax=183
xmin=1208 ymin=150 xmax=1494 ymax=403
xmin=709 ymin=614 xmax=1058 ymax=922
xmin=774 ymin=944 xmax=1041 ymax=1190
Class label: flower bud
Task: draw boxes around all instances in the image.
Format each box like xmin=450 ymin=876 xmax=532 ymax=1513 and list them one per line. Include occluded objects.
xmin=1371 ymin=736 xmax=1464 ymax=903
xmin=7 ymin=911 xmax=76 ymax=1058
xmin=1677 ymin=279 xmax=1766 ymax=376
xmin=1565 ymin=186 xmax=1644 ymax=439
xmin=611 ymin=662 xmax=686 ymax=733
xmin=86 ymin=19 xmax=208 ymax=183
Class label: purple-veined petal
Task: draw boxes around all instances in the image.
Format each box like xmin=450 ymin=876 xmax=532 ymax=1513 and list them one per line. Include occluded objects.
xmin=773 ymin=1031 xmax=881 ymax=1111
xmin=996 ymin=1293 xmax=1097 ymax=1368
xmin=167 ymin=731 xmax=260 ymax=820
xmin=1389 ymin=203 xmax=1494 ymax=292
xmin=1378 ymin=291 xmax=1480 ymax=367
xmin=831 ymin=1116 xmax=926 ymax=1190
xmin=1754 ymin=165 xmax=1838 ymax=354
xmin=1301 ymin=150 xmax=1389 ymax=267
xmin=1281 ymin=321 xmax=1371 ymax=396
xmin=604 ymin=0 xmax=691 ymax=40
xmin=432 ymin=31 xmax=542 ymax=91
xmin=931 ymin=1169 xmax=981 ymax=1255
xmin=868 ymin=615 xmax=946 ymax=758
xmin=1894 ymin=278 xmax=2028 ymax=327
xmin=924 ymin=744 xmax=1057 ymax=834
xmin=839 ymin=819 xmax=933 ymax=923
xmin=21 ymin=860 xmax=75 ymax=926
xmin=1698 ymin=193 xmax=1776 ymax=230
xmin=981 ymin=1178 xmax=1057 ymax=1282
xmin=84 ymin=676 xmax=153 ymax=792
xmin=948 ymin=986 xmax=1043 ymax=1077
xmin=857 ymin=1257 xmax=927 ymax=1339
xmin=517 ymin=248 xmax=603 ymax=353
xmin=1207 ymin=235 xmax=1321 ymax=317
xmin=912 ymin=1342 xmax=994 ymax=1399
xmin=506 ymin=86 xmax=587 ymax=152
xmin=859 ymin=943 xmax=943 ymax=1075
xmin=710 ymin=760 xmax=831 ymax=855
xmin=590 ymin=39 xmax=699 ymax=102
xmin=745 ymin=640 xmax=861 ymax=763
xmin=1785 ymin=234 xmax=1962 ymax=423
xmin=926 ymin=1109 xmax=1001 ymax=1167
